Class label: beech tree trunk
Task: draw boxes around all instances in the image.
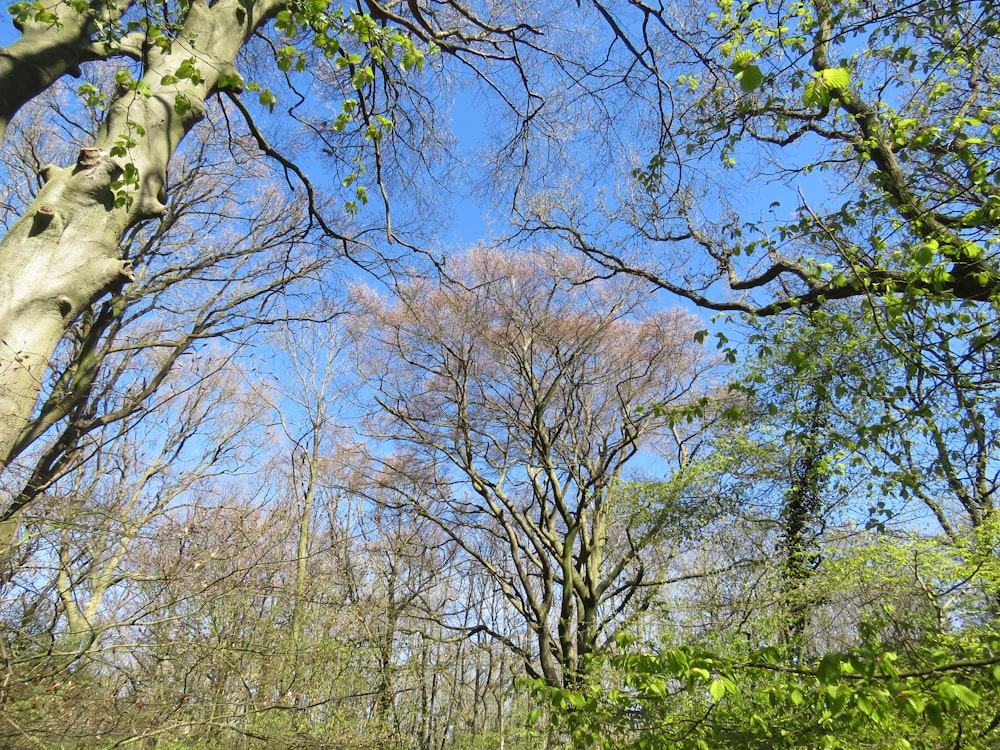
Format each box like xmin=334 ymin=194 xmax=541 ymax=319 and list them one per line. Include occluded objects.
xmin=0 ymin=0 xmax=282 ymax=548
xmin=0 ymin=0 xmax=141 ymax=140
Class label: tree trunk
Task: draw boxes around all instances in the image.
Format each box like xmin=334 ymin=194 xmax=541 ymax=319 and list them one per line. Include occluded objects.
xmin=0 ymin=0 xmax=281 ymax=549
xmin=0 ymin=0 xmax=141 ymax=140
xmin=291 ymin=439 xmax=319 ymax=652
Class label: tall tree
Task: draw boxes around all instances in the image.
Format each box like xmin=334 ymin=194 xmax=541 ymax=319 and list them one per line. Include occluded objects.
xmin=355 ymin=247 xmax=717 ymax=688
xmin=0 ymin=106 xmax=334 ymax=558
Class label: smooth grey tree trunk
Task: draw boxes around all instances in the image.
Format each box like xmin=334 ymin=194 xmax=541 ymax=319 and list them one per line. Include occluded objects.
xmin=0 ymin=0 xmax=283 ymax=549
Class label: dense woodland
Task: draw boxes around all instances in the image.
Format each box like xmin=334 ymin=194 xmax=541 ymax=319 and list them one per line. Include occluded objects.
xmin=0 ymin=0 xmax=999 ymax=748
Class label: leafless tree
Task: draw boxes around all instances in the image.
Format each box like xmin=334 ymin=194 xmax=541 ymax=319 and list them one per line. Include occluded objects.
xmin=354 ymin=246 xmax=719 ymax=687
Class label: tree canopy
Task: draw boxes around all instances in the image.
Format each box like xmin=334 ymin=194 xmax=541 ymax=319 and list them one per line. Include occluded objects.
xmin=523 ymin=0 xmax=1000 ymax=314
xmin=1 ymin=0 xmax=999 ymax=748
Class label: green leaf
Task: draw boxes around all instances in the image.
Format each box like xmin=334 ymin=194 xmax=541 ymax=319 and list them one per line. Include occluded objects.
xmin=937 ymin=681 xmax=981 ymax=709
xmin=817 ymin=653 xmax=843 ymax=682
xmin=217 ymin=72 xmax=245 ymax=92
xmin=351 ymin=66 xmax=374 ymax=89
xmin=914 ymin=243 xmax=936 ymax=266
xmin=277 ymin=44 xmax=298 ymax=73
xmin=258 ymin=89 xmax=276 ymax=111
xmin=803 ymin=68 xmax=849 ymax=108
xmin=803 ymin=80 xmax=831 ymax=108
xmin=709 ymin=678 xmax=727 ymax=702
xmin=332 ymin=113 xmax=351 ymax=132
xmin=818 ymin=67 xmax=850 ymax=89
xmin=736 ymin=64 xmax=763 ymax=92
xmin=401 ymin=47 xmax=423 ymax=71
xmin=173 ymin=93 xmax=193 ymax=116
xmin=731 ymin=51 xmax=763 ymax=92
xmin=690 ymin=667 xmax=711 ymax=681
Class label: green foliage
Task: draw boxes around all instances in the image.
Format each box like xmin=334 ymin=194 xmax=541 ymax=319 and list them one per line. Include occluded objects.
xmin=75 ymin=82 xmax=106 ymax=110
xmin=538 ymin=628 xmax=1000 ymax=750
xmin=8 ymin=0 xmax=61 ymax=27
xmin=263 ymin=2 xmax=436 ymax=216
xmin=542 ymin=292 xmax=1000 ymax=747
xmin=271 ymin=4 xmax=434 ymax=82
xmin=735 ymin=298 xmax=1000 ymax=539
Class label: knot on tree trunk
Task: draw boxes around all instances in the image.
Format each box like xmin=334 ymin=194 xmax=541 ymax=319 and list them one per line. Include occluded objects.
xmin=136 ymin=191 xmax=168 ymax=220
xmin=118 ymin=259 xmax=135 ymax=283
xmin=39 ymin=164 xmax=64 ymax=183
xmin=75 ymin=147 xmax=107 ymax=170
xmin=30 ymin=205 xmax=55 ymax=235
xmin=70 ymin=147 xmax=120 ymax=206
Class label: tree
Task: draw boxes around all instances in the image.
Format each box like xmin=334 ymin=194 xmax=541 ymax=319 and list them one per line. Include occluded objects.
xmin=1 ymin=0 xmax=276 ymax=464
xmin=741 ymin=304 xmax=999 ymax=539
xmin=0 ymin=357 xmax=267 ymax=747
xmin=529 ymin=302 xmax=1000 ymax=749
xmin=495 ymin=8 xmax=1000 ymax=739
xmin=354 ymin=247 xmax=718 ymax=688
xmin=0 ymin=0 xmax=536 ymax=543
xmin=0 ymin=106 xmax=343 ymax=570
xmin=484 ymin=0 xmax=1000 ymax=546
xmin=7 ymin=0 xmax=999 ymax=745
